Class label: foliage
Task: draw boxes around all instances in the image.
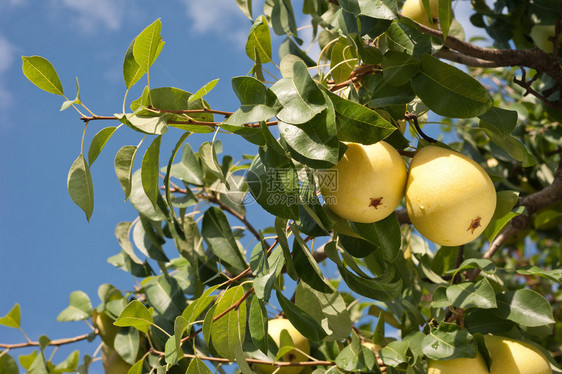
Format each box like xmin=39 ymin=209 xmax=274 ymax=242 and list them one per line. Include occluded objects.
xmin=3 ymin=1 xmax=562 ymax=373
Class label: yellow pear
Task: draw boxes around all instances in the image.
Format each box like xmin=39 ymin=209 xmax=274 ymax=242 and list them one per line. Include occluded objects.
xmin=319 ymin=141 xmax=407 ymax=223
xmin=405 ymin=146 xmax=496 ymax=246
xmin=484 ymin=334 xmax=552 ymax=374
xmin=254 ymin=318 xmax=311 ymax=374
xmin=401 ymin=0 xmax=440 ymax=29
xmin=92 ymin=310 xmax=119 ymax=349
xmin=428 ymin=352 xmax=489 ymax=374
xmin=101 ymin=343 xmax=132 ymax=374
xmin=530 ymin=25 xmax=562 ymax=54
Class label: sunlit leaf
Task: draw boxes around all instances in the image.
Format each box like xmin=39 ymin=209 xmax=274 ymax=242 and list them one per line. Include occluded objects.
xmin=0 ymin=304 xmax=21 ymax=328
xmin=114 ymin=300 xmax=154 ymax=333
xmin=57 ymin=291 xmax=92 ymax=322
xmin=22 ymin=56 xmax=64 ymax=96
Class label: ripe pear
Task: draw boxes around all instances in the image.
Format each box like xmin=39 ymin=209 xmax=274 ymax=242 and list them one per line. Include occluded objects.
xmin=92 ymin=309 xmax=119 ymax=349
xmin=401 ymin=0 xmax=440 ymax=29
xmin=484 ymin=334 xmax=552 ymax=374
xmin=101 ymin=343 xmax=132 ymax=374
xmin=428 ymin=353 xmax=489 ymax=374
xmin=319 ymin=141 xmax=407 ymax=223
xmin=254 ymin=318 xmax=311 ymax=374
xmin=405 ymin=146 xmax=496 ymax=246
xmin=530 ymin=25 xmax=562 ymax=54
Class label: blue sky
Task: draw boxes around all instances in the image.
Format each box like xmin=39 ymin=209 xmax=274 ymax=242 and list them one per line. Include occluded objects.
xmin=0 ymin=0 xmax=479 ymax=372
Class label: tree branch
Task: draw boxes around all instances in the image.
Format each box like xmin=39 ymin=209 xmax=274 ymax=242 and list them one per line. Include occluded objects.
xmin=0 ymin=332 xmax=92 ymax=349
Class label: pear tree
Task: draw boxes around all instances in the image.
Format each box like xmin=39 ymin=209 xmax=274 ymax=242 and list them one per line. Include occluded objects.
xmin=2 ymin=0 xmax=562 ymax=373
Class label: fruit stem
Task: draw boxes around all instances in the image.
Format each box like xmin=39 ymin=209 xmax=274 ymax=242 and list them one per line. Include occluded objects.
xmin=405 ymin=112 xmax=437 ymax=143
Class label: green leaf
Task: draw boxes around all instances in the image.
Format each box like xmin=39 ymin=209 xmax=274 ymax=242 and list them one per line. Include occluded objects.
xmin=201 ymin=207 xmax=248 ymax=272
xmin=114 ymin=300 xmax=154 ymax=334
xmin=330 ymin=36 xmax=357 ymax=84
xmin=338 ymin=0 xmax=398 ymax=20
xmin=168 ymin=143 xmax=204 ymax=186
xmin=143 ymin=275 xmax=187 ymax=320
xmin=169 ymin=316 xmax=188 ymax=365
xmin=445 ymin=258 xmax=496 ymax=277
xmin=517 ymin=266 xmax=562 ymax=283
xmin=438 ymin=0 xmax=452 ymax=39
xmin=88 ymin=126 xmax=118 ymax=165
xmin=133 ymin=19 xmax=164 ymax=72
xmin=465 ymin=310 xmax=515 ymax=335
xmin=382 ymin=51 xmax=420 ymax=87
xmin=211 ymin=286 xmax=247 ymax=360
xmin=338 ymin=264 xmax=402 ymax=302
xmin=127 ymin=359 xmax=144 ymax=374
xmin=411 ymin=54 xmax=493 ymax=118
xmin=132 ymin=219 xmax=168 ymax=262
xmin=21 ymin=56 xmax=64 ymax=95
xmin=350 ymin=213 xmax=401 ymax=263
xmin=188 ymin=78 xmax=220 ymax=102
xmin=114 ymin=145 xmax=138 ymax=200
xmin=335 ymin=331 xmax=366 ymax=371
xmin=446 ymin=279 xmax=497 ymax=309
xmin=249 ymin=297 xmax=269 ymax=353
xmin=0 ymin=304 xmax=20 ymax=328
xmin=186 ymin=356 xmax=213 ymax=374
xmin=380 ymin=340 xmax=409 ymax=367
xmin=422 ymin=323 xmax=477 ymax=360
xmin=480 ymin=127 xmax=536 ymax=166
xmin=226 ymin=76 xmax=281 ymax=126
xmin=291 ymin=224 xmax=334 ymax=293
xmin=18 ymin=350 xmax=37 ymax=370
xmin=492 ymin=191 xmax=520 ymax=220
xmin=276 ymin=290 xmax=328 ymax=342
xmin=271 ymin=0 xmax=298 ymax=37
xmin=116 ymin=113 xmax=169 ymax=135
xmin=182 ymin=285 xmax=220 ymax=326
xmin=384 ymin=22 xmax=432 ymax=58
xmin=199 ymin=142 xmax=229 ymax=188
xmin=60 ymin=77 xmax=81 ymax=111
xmin=484 ymin=205 xmax=526 ymax=242
xmin=67 ymin=154 xmax=94 ymax=221
xmin=123 ymin=39 xmax=145 ymax=89
xmin=295 ymin=282 xmax=353 ymax=341
xmin=115 ymin=221 xmax=143 ymax=264
xmin=271 ymin=60 xmax=327 ymax=125
xmin=0 ymin=352 xmax=19 ymax=374
xmin=246 ymin=15 xmax=272 ymax=63
xmin=114 ymin=328 xmax=139 ymax=365
xmin=492 ymin=289 xmax=555 ymax=327
xmin=478 ymin=106 xmax=518 ymax=136
xmin=326 ymin=89 xmax=396 ymax=144
xmin=141 ymin=135 xmax=162 ymax=210
xmin=57 ymin=291 xmax=92 ymax=322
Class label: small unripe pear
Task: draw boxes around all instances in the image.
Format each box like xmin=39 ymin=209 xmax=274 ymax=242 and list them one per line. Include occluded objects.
xmin=405 ymin=146 xmax=496 ymax=246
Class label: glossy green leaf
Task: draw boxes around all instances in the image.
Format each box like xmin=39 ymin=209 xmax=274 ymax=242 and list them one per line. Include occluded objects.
xmin=57 ymin=291 xmax=92 ymax=322
xmin=384 ymin=22 xmax=432 ymax=58
xmin=114 ymin=145 xmax=138 ymax=200
xmin=326 ymin=89 xmax=396 ymax=144
xmin=422 ymin=323 xmax=477 ymax=360
xmin=249 ymin=297 xmax=269 ymax=353
xmin=199 ymin=142 xmax=229 ymax=188
xmin=254 ymin=245 xmax=285 ymax=301
xmin=382 ymin=51 xmax=420 ymax=87
xmin=188 ymin=78 xmax=220 ymax=102
xmin=330 ymin=36 xmax=357 ymax=84
xmin=123 ymin=39 xmax=145 ymax=89
xmin=182 ymin=284 xmax=220 ymax=325
xmin=202 ymin=207 xmax=248 ymax=272
xmin=211 ymin=286 xmax=247 ymax=360
xmin=116 ymin=113 xmax=169 ymax=135
xmin=338 ymin=0 xmax=397 ymax=20
xmin=67 ymin=154 xmax=94 ymax=221
xmin=276 ymin=290 xmax=328 ymax=342
xmin=0 ymin=304 xmax=20 ymax=328
xmin=271 ymin=60 xmax=327 ymax=124
xmin=88 ymin=126 xmax=117 ymax=165
xmin=444 ymin=258 xmax=496 ymax=277
xmin=350 ymin=213 xmax=401 ymax=263
xmin=114 ymin=300 xmax=154 ymax=333
xmin=295 ymin=282 xmax=353 ymax=341
xmin=478 ymin=106 xmax=518 ymax=136
xmin=186 ymin=356 xmax=213 ymax=374
xmin=492 ymin=289 xmax=555 ymax=327
xmin=464 ymin=310 xmax=515 ymax=335
xmin=446 ymin=279 xmax=497 ymax=309
xmin=141 ymin=135 xmax=162 ymax=210
xmin=492 ymin=190 xmax=520 ymax=220
xmin=133 ymin=19 xmax=164 ymax=72
xmin=246 ymin=15 xmax=272 ymax=63
xmin=114 ymin=328 xmax=139 ymax=365
xmin=411 ymin=54 xmax=493 ymax=118
xmin=226 ymin=76 xmax=281 ymax=126
xmin=338 ymin=264 xmax=402 ymax=302
xmin=0 ymin=352 xmax=19 ymax=374
xmin=484 ymin=205 xmax=526 ymax=242
xmin=21 ymin=56 xmax=64 ymax=96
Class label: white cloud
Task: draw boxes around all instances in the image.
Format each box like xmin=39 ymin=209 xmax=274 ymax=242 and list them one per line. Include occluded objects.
xmin=56 ymin=0 xmax=125 ymax=32
xmin=181 ymin=0 xmax=248 ymax=44
xmin=0 ymin=34 xmax=15 ymax=73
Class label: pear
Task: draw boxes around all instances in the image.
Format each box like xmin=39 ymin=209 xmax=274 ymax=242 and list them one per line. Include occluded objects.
xmin=254 ymin=318 xmax=311 ymax=374
xmin=405 ymin=146 xmax=496 ymax=246
xmin=484 ymin=334 xmax=552 ymax=374
xmin=401 ymin=0 xmax=440 ymax=29
xmin=319 ymin=141 xmax=407 ymax=223
xmin=428 ymin=353 xmax=489 ymax=374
